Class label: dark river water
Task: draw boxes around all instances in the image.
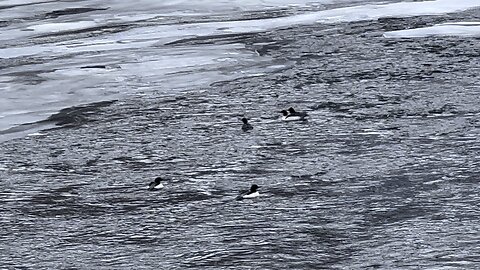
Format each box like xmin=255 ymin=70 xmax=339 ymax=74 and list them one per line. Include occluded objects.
xmin=1 ymin=1 xmax=480 ymax=269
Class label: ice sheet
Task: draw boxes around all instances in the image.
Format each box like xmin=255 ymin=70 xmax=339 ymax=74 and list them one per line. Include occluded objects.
xmin=2 ymin=0 xmax=479 ymax=59
xmin=26 ymin=21 xmax=98 ymax=33
xmin=384 ymin=22 xmax=480 ymax=38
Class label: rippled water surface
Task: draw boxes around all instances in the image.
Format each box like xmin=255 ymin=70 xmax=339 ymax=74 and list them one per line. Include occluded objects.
xmin=1 ymin=0 xmax=480 ymax=269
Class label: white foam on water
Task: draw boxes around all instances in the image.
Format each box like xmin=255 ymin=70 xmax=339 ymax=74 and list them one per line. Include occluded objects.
xmin=27 ymin=132 xmax=46 ymax=137
xmin=384 ymin=22 xmax=480 ymax=38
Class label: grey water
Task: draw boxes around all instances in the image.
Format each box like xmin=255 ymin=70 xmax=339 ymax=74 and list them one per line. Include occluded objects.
xmin=1 ymin=0 xmax=480 ymax=269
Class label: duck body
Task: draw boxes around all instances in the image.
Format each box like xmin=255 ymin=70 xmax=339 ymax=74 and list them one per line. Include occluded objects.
xmin=241 ymin=118 xmax=253 ymax=131
xmin=280 ymin=108 xmax=307 ymax=121
xmin=148 ymin=177 xmax=164 ymax=191
xmin=241 ymin=191 xmax=260 ymax=199
xmin=236 ymin=184 xmax=260 ymax=200
xmin=288 ymin=107 xmax=308 ymax=118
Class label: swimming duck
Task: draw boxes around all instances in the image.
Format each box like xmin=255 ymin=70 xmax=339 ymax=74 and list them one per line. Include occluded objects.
xmin=236 ymin=184 xmax=260 ymax=200
xmin=148 ymin=177 xmax=164 ymax=191
xmin=241 ymin=118 xmax=253 ymax=132
xmin=280 ymin=107 xmax=308 ymax=121
xmin=288 ymin=107 xmax=308 ymax=118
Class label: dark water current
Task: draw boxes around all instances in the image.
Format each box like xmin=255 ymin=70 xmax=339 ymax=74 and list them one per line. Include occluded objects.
xmin=1 ymin=4 xmax=480 ymax=270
